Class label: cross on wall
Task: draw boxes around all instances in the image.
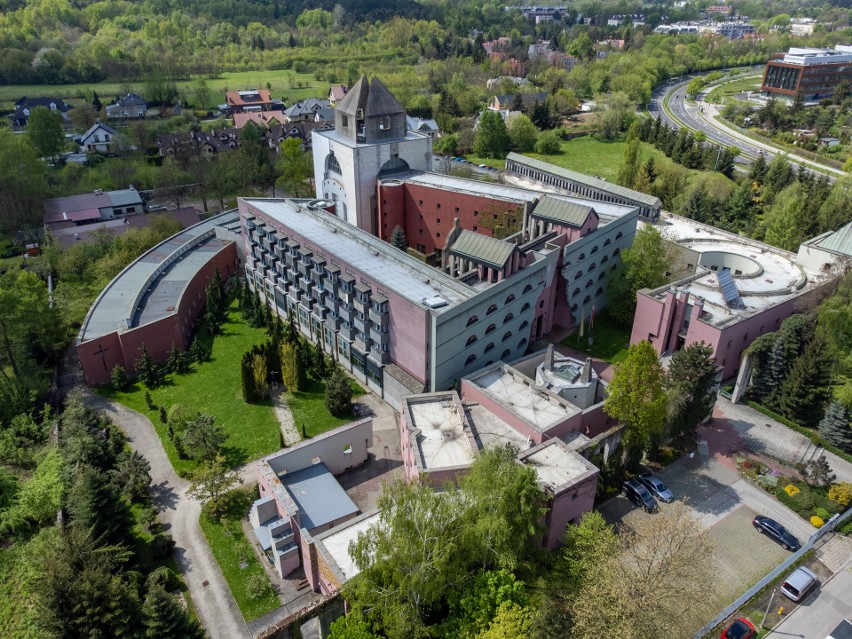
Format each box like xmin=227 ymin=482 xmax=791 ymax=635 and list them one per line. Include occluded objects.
xmin=95 ymin=343 xmax=110 ymax=371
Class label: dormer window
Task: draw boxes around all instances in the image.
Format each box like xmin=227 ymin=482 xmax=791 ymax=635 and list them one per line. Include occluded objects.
xmin=378 ymin=115 xmax=391 ymax=130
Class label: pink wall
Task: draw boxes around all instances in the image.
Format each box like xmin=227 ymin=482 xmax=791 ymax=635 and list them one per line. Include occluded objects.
xmin=545 ymin=474 xmax=597 ymax=549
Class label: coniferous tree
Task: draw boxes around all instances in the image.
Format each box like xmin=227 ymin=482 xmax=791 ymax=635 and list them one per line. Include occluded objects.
xmin=665 ymin=343 xmax=718 ymax=439
xmin=777 ymin=336 xmax=832 ymax=424
xmin=617 ymin=124 xmax=641 ymax=189
xmin=66 ymin=465 xmax=133 ymax=547
xmin=92 ymin=91 xmax=102 ymax=112
xmin=136 ymin=344 xmax=162 ymax=388
xmin=391 ymin=225 xmax=407 ymax=251
xmin=189 ymin=336 xmax=206 ymax=363
xmin=142 ymin=583 xmax=205 ymax=639
xmin=240 ymin=352 xmax=255 ymax=402
xmin=280 ymin=341 xmax=306 ymax=391
xmin=819 ymin=401 xmax=852 ymax=453
xmin=325 ymin=368 xmax=353 ymax=417
xmin=748 ymin=153 xmax=768 ymax=184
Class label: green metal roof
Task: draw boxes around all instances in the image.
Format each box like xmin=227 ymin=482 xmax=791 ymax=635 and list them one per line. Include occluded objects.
xmin=506 ymin=153 xmax=661 ymax=208
xmin=817 ymin=221 xmax=852 ymax=256
xmin=449 ymin=230 xmax=515 ymax=269
xmin=531 ymin=195 xmax=595 ymax=227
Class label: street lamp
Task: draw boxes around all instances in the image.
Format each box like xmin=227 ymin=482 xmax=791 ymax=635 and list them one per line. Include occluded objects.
xmin=269 ymin=370 xmax=279 ymax=391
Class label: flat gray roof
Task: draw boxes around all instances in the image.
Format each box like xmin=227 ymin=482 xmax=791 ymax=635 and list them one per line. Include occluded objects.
xmin=242 ymin=198 xmax=475 ymax=311
xmin=506 ymin=152 xmax=661 ymax=208
xmin=281 ymin=462 xmax=359 ymax=530
xmin=79 ymin=211 xmax=238 ymax=343
xmin=313 ymin=127 xmax=428 ymax=149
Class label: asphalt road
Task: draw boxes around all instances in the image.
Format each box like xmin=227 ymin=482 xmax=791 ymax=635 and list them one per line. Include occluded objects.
xmin=648 ymin=77 xmax=843 ymax=182
xmin=765 ymin=556 xmax=852 ymax=639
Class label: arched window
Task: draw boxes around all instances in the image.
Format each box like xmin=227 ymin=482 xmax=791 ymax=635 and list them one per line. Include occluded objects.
xmin=583 ymin=295 xmax=591 ymax=304
xmin=571 ymin=303 xmax=578 ymax=311
xmin=505 ymin=294 xmax=516 ymax=305
xmin=611 ymin=264 xmax=618 ymax=271
xmin=585 ymin=279 xmax=593 ymax=289
xmin=522 ymin=284 xmax=533 ymax=294
xmin=466 ymin=335 xmax=478 ymax=346
xmin=378 ymin=156 xmax=410 ymax=176
xmin=485 ymin=360 xmax=494 ymax=366
xmin=615 ymin=232 xmax=623 ymax=240
xmin=502 ymin=331 xmax=513 ymax=342
xmin=325 ymin=153 xmax=341 ymax=174
xmin=485 ymin=342 xmax=495 ymax=352
xmin=591 ymin=245 xmax=599 ymax=254
xmin=486 ymin=304 xmax=498 ymax=315
xmin=501 ymin=349 xmax=511 ymax=360
xmin=588 ymin=263 xmax=596 ymax=272
xmin=485 ymin=323 xmax=496 ymax=335
xmin=518 ymin=338 xmax=528 ymax=349
xmin=521 ymin=302 xmax=531 ymax=312
xmin=519 ymin=320 xmax=529 ymax=330
xmin=503 ymin=312 xmax=514 ymax=324
xmin=601 ymin=255 xmax=609 ymax=264
xmin=465 ymin=354 xmax=477 ymax=366
xmin=599 ymin=271 xmax=607 ymax=281
xmin=604 ymin=238 xmax=611 ymax=247
xmin=572 ymin=288 xmax=580 ymax=297
xmin=466 ymin=315 xmax=478 ymax=327
xmin=579 ymin=253 xmax=586 ymax=260
xmin=613 ymin=248 xmax=621 ymax=256
xmin=574 ymin=271 xmax=583 ymax=280
xmin=596 ymin=287 xmax=603 ymax=296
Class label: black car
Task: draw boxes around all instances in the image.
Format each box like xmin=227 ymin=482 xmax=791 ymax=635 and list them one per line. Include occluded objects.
xmin=753 ymin=515 xmax=801 ymax=551
xmin=622 ymin=479 xmax=658 ymax=513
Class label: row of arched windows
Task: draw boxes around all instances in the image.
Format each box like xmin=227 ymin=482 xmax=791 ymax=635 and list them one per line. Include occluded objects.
xmin=465 ymin=338 xmax=528 ymax=367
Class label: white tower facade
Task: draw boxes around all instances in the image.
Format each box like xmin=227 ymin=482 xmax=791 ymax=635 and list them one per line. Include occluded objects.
xmin=312 ymin=76 xmax=433 ymax=234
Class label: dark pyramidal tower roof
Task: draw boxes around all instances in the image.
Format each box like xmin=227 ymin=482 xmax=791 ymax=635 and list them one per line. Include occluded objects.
xmin=336 ymin=76 xmax=406 ymax=118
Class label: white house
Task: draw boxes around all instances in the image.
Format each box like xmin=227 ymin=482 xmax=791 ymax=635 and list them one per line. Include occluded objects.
xmin=76 ymin=122 xmax=122 ymax=154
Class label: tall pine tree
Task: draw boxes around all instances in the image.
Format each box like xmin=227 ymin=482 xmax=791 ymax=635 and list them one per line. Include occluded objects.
xmin=777 ymin=335 xmax=832 ymax=424
xmin=818 ymin=401 xmax=852 ymax=452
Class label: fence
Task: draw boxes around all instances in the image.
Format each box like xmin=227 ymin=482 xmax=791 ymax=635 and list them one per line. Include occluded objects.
xmin=692 ymin=506 xmax=852 ymax=638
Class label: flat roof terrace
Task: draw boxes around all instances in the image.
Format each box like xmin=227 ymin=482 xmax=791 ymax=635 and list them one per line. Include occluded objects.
xmin=79 ymin=211 xmax=239 ymax=343
xmin=651 ymin=214 xmax=830 ymax=328
xmin=519 ymin=439 xmax=598 ymax=492
xmin=404 ymin=393 xmax=477 ymax=471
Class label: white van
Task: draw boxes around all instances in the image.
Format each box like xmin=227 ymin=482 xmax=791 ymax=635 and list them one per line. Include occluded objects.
xmin=780 ymin=566 xmax=818 ymax=603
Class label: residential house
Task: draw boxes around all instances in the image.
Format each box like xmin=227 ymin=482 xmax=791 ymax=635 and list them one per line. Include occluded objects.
xmin=328 ymin=84 xmax=349 ymax=106
xmin=233 ymin=111 xmax=287 ymax=129
xmin=489 ymin=92 xmax=549 ymax=112
xmin=486 ymin=76 xmax=531 ymax=90
xmin=406 ymin=116 xmax=440 ymax=138
xmin=268 ymin=121 xmax=334 ymax=151
xmin=43 ymin=187 xmax=144 ymax=228
xmin=158 ymin=128 xmax=242 ymax=159
xmin=314 ymin=107 xmax=335 ymax=123
xmin=9 ymin=97 xmax=72 ymax=129
xmin=284 ymin=98 xmax=331 ymax=123
xmin=106 ymin=93 xmax=148 ymax=119
xmin=75 ymin=122 xmax=122 ymax=154
xmin=225 ymin=88 xmax=279 ymax=114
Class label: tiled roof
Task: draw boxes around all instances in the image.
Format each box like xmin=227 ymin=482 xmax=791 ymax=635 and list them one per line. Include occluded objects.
xmin=233 ymin=111 xmax=286 ymax=128
xmin=506 ymin=153 xmax=661 ymax=208
xmin=226 ymin=89 xmax=272 ymax=106
xmin=531 ymin=196 xmax=595 ymax=227
xmin=283 ymin=98 xmax=330 ymax=118
xmin=449 ymin=230 xmax=515 ymax=269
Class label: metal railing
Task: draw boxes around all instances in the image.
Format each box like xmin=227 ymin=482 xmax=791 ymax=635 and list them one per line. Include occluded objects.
xmin=693 ymin=507 xmax=852 ymax=638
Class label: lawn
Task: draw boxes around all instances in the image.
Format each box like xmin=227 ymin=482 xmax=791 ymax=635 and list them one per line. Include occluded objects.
xmin=704 ymin=74 xmax=763 ymax=104
xmin=0 ymin=542 xmax=39 ymax=639
xmin=0 ymin=69 xmax=324 ymax=110
xmin=287 ymin=376 xmax=365 ymax=439
xmin=198 ymin=488 xmax=280 ymax=621
xmin=561 ymin=311 xmax=632 ymax=363
xmin=98 ymin=299 xmax=281 ymax=476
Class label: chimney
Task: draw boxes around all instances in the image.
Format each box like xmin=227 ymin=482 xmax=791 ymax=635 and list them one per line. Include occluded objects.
xmin=580 ymin=357 xmax=592 ymax=384
xmin=544 ymin=344 xmax=555 ymax=371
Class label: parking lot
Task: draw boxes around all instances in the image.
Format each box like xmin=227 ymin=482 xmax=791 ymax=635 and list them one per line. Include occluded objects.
xmin=598 ymin=453 xmax=816 ymax=630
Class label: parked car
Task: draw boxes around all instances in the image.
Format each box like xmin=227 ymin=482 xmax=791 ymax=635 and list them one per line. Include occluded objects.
xmin=622 ymin=479 xmax=658 ymax=513
xmin=826 ymin=619 xmax=852 ymax=639
xmin=780 ymin=566 xmax=819 ymax=602
xmin=721 ymin=617 xmax=756 ymax=639
xmin=146 ymin=204 xmax=168 ymax=212
xmin=637 ymin=472 xmax=674 ymax=503
xmin=753 ymin=515 xmax=801 ymax=551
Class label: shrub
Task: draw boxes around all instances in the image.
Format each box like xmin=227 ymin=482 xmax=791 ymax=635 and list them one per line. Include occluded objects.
xmin=791 ymin=489 xmax=815 ymax=513
xmin=829 ymin=482 xmax=852 ymax=507
xmin=111 ymin=365 xmax=129 ymax=391
xmin=816 ymin=507 xmax=830 ymax=520
xmin=784 ymin=484 xmax=800 ymax=497
xmin=810 ymin=515 xmax=824 ymax=528
xmin=245 ymin=573 xmax=274 ymax=600
xmin=149 ymin=532 xmax=175 ymax=559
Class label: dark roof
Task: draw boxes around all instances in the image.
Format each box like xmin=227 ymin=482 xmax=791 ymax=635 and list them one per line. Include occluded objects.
xmin=117 ymin=92 xmax=147 ymax=106
xmin=43 ymin=192 xmax=112 ymax=216
xmin=79 ymin=121 xmax=119 ymax=141
xmin=283 ymin=98 xmax=330 ymax=118
xmin=336 ymin=76 xmax=369 ymax=117
xmin=449 ymin=230 xmax=515 ymax=268
xmin=494 ymin=92 xmax=549 ymax=106
xmin=12 ymin=96 xmax=72 ymax=112
xmin=531 ymin=196 xmax=596 ymax=227
xmin=280 ymin=462 xmax=359 ymax=530
xmin=336 ymin=76 xmax=405 ymax=118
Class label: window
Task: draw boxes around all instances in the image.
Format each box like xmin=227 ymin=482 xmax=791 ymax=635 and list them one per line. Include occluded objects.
xmin=585 ymin=280 xmax=593 ymax=289
xmin=466 ymin=315 xmax=478 ymax=327
xmin=613 ymin=248 xmax=621 ymax=256
xmin=583 ymin=295 xmax=591 ymax=304
xmin=342 ymin=114 xmax=348 ymax=126
xmin=521 ymin=302 xmax=531 ymax=312
xmin=418 ymin=200 xmax=423 ymax=206
xmin=599 ymin=272 xmax=607 ymax=281
xmin=519 ymin=320 xmax=529 ymax=330
xmin=596 ymin=287 xmax=603 ymax=296
xmin=343 ymin=443 xmax=352 ymax=455
xmin=416 ymin=243 xmax=426 ymax=253
xmin=485 ymin=342 xmax=495 ymax=352
xmin=465 ymin=354 xmax=477 ymax=366
xmin=325 ymin=153 xmax=341 ymax=174
xmin=502 ymin=331 xmax=512 ymax=342
xmin=604 ymin=238 xmax=611 ymax=247
xmin=574 ymin=271 xmax=583 ymax=280
xmin=485 ymin=324 xmax=496 ymax=335
xmin=518 ymin=338 xmax=528 ymax=349
xmin=503 ymin=312 xmax=514 ymax=324
xmin=436 ymin=203 xmax=441 ymax=209
xmin=579 ymin=253 xmax=586 ymax=260
xmin=505 ymin=294 xmax=515 ymax=304
xmin=601 ymin=255 xmax=609 ymax=264
xmin=616 ymin=232 xmax=623 ymax=239
xmin=379 ymin=156 xmax=410 ymax=176
xmin=466 ymin=335 xmax=478 ymax=346
xmin=591 ymin=245 xmax=599 ymax=254
xmin=436 ymin=218 xmax=441 ymax=224
xmin=473 ymin=210 xmax=479 ymax=217
xmin=486 ymin=304 xmax=498 ymax=315
xmin=522 ymin=284 xmax=533 ymax=294
xmin=501 ymin=349 xmax=511 ymax=359
xmin=572 ymin=288 xmax=580 ymax=297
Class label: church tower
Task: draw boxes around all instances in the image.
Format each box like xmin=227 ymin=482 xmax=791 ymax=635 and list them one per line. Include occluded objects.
xmin=312 ymin=76 xmax=433 ymax=234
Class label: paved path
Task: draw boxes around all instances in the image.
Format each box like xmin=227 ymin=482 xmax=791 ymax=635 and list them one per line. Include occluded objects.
xmin=85 ymin=394 xmax=251 ymax=639
xmin=714 ymin=397 xmax=852 ymax=484
xmin=766 ymin=552 xmax=852 ymax=639
xmin=271 ymin=389 xmax=301 ymax=446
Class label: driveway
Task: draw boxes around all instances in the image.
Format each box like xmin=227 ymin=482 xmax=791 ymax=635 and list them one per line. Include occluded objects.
xmin=85 ymin=394 xmax=252 ymax=639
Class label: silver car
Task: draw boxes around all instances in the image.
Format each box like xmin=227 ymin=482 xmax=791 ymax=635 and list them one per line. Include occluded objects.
xmin=637 ymin=473 xmax=674 ymax=503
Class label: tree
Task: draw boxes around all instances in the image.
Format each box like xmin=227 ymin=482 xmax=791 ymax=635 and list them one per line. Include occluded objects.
xmin=252 ymin=351 xmax=269 ymax=399
xmin=111 ymin=364 xmax=129 ymax=390
xmin=434 ymin=133 xmax=458 ymax=157
xmin=112 ymin=450 xmax=152 ymax=502
xmin=276 ymin=137 xmax=312 ymax=197
xmin=803 ymin=455 xmax=836 ymax=488
xmin=666 ymin=342 xmax=718 ymax=440
xmin=92 ymin=91 xmax=102 ymax=112
xmin=65 ymin=464 xmax=133 ymax=547
xmin=182 ymin=413 xmax=227 ymax=461
xmin=616 ymin=123 xmax=641 ymax=188
xmin=70 ymin=103 xmax=98 ymax=132
xmin=748 ymin=153 xmax=768 ymax=184
xmin=189 ymin=336 xmax=206 ymax=363
xmin=534 ymin=129 xmax=562 ymax=154
xmin=819 ymin=401 xmax=852 ymax=452
xmin=762 ymin=154 xmax=794 ymax=203
xmin=590 ymin=91 xmax=634 ymax=140
xmin=325 ymin=368 xmax=354 ymax=417
xmin=0 ymin=129 xmax=49 ymax=237
xmin=188 ymin=454 xmax=239 ymax=517
xmin=135 ymin=344 xmax=164 ymax=388
xmin=474 ymin=110 xmax=510 ymax=159
xmin=459 ymin=444 xmax=546 ymax=570
xmin=606 ymin=225 xmax=676 ymax=324
xmin=763 ymin=182 xmax=810 ymax=251
xmin=777 ymin=335 xmax=832 ymax=424
xmin=328 ymin=615 xmax=381 ymax=639
xmin=280 ymin=341 xmax=306 ymax=391
xmin=143 ymin=583 xmax=205 ymax=639
xmin=391 ymin=225 xmax=408 ymax=251
xmin=27 ymin=106 xmax=65 ymax=161
xmin=506 ymin=114 xmax=537 ymax=152
xmin=604 ymin=340 xmax=667 ymax=465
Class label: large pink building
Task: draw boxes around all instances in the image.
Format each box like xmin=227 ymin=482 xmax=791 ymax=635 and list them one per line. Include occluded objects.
xmin=630 ymin=214 xmax=838 ymax=379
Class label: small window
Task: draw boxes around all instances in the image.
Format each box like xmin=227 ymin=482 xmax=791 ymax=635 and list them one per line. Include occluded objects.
xmin=616 ymin=232 xmax=623 ymax=239
xmin=596 ymin=287 xmax=603 ymax=296
xmin=485 ymin=342 xmax=495 ymax=352
xmin=465 ymin=354 xmax=477 ymax=366
xmin=574 ymin=271 xmax=583 ymax=280
xmin=473 ymin=210 xmax=479 ymax=217
xmin=505 ymin=294 xmax=516 ymax=305
xmin=311 ymin=456 xmax=321 ymax=465
xmin=436 ymin=218 xmax=441 ymax=224
xmin=501 ymin=349 xmax=511 ymax=359
xmin=521 ymin=302 xmax=531 ymax=312
xmin=436 ymin=203 xmax=441 ymax=209
xmin=585 ymin=280 xmax=593 ymax=289
xmin=486 ymin=304 xmax=498 ymax=315
xmin=466 ymin=335 xmax=478 ymax=346
xmin=579 ymin=253 xmax=586 ymax=260
xmin=502 ymin=331 xmax=512 ymax=342
xmin=572 ymin=288 xmax=580 ymax=296
xmin=604 ymin=238 xmax=611 ymax=247
xmin=418 ymin=200 xmax=424 ymax=206
xmin=518 ymin=338 xmax=527 ymax=349
xmin=343 ymin=443 xmax=352 ymax=454
xmin=485 ymin=324 xmax=496 ymax=334
xmin=503 ymin=312 xmax=514 ymax=324
xmin=454 ymin=207 xmax=460 ymax=213
xmin=613 ymin=248 xmax=621 ymax=256
xmin=519 ymin=320 xmax=529 ymax=330
xmin=591 ymin=245 xmax=599 ymax=254
xmin=522 ymin=284 xmax=533 ymax=294
xmin=342 ymin=114 xmax=349 ymax=126
xmin=466 ymin=315 xmax=478 ymax=326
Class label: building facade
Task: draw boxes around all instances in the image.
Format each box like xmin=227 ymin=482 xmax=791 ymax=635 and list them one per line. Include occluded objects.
xmin=761 ymin=45 xmax=852 ymax=101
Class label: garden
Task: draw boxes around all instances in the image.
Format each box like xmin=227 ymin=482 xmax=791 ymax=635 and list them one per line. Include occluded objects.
xmin=560 ymin=310 xmax=632 ymax=364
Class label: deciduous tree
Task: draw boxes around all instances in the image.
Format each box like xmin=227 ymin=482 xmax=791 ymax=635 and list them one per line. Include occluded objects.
xmin=276 ymin=137 xmax=312 ymax=197
xmin=27 ymin=106 xmax=65 ymax=161
xmin=506 ymin=113 xmax=537 ymax=152
xmin=474 ymin=110 xmax=510 ymax=159
xmin=188 ymin=454 xmax=239 ymax=517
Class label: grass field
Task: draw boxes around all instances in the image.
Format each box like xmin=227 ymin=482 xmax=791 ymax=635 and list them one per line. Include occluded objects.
xmin=287 ymin=376 xmax=365 ymax=439
xmin=0 ymin=69 xmax=325 ymax=110
xmin=561 ymin=311 xmax=632 ymax=363
xmin=704 ymin=74 xmax=763 ymax=104
xmin=98 ymin=299 xmax=281 ymax=476
xmin=199 ymin=488 xmax=280 ymax=621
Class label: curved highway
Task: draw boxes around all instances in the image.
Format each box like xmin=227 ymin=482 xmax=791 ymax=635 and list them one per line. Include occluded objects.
xmin=649 ymin=76 xmax=845 ymax=181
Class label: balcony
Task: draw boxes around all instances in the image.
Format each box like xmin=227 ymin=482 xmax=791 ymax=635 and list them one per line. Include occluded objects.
xmin=338 ymin=306 xmax=354 ymax=324
xmin=325 ymin=296 xmax=340 ymax=312
xmin=368 ymin=349 xmax=391 ymax=366
xmin=355 ymin=334 xmax=373 ymax=353
xmin=353 ymin=297 xmax=368 ymax=314
xmin=339 ymin=325 xmax=356 ymax=341
xmin=369 ymin=326 xmax=389 ymax=344
xmin=368 ymin=306 xmax=388 ymax=325
xmin=354 ymin=315 xmax=372 ymax=334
